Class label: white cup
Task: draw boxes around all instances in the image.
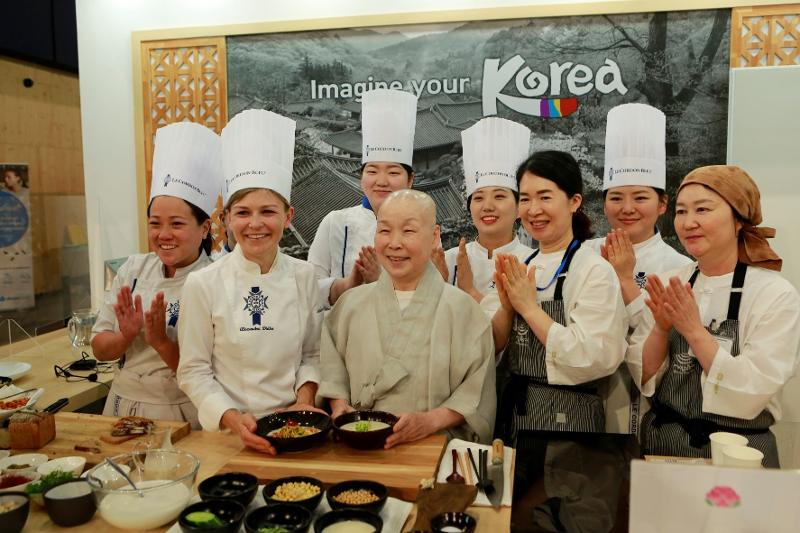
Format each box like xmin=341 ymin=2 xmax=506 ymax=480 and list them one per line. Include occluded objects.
xmin=709 ymin=432 xmax=749 ymax=465
xmin=721 ymin=445 xmax=764 ymax=468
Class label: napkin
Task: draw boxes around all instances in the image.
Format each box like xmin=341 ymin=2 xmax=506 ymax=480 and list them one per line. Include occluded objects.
xmin=434 ymin=438 xmax=513 ymax=507
xmin=166 ymin=484 xmax=413 ymax=533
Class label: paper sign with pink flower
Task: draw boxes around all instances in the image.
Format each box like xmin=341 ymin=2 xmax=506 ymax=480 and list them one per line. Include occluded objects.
xmin=705 ymin=486 xmax=741 ymax=508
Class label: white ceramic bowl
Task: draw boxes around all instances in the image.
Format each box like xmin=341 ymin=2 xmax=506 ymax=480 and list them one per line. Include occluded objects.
xmin=0 ymin=453 xmax=49 ymax=474
xmin=0 ymin=387 xmax=44 ymax=421
xmin=0 ymin=470 xmax=40 ymax=493
xmin=38 ymin=456 xmax=87 ymax=477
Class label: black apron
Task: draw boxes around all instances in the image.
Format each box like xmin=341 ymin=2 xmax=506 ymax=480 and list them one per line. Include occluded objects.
xmin=497 ymin=242 xmax=606 ymax=444
xmin=641 ymin=262 xmax=779 ymax=467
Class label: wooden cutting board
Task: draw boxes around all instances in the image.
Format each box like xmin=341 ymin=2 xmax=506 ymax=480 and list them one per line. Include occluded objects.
xmin=28 ymin=412 xmax=191 ymax=467
xmin=216 ymin=433 xmax=447 ymax=501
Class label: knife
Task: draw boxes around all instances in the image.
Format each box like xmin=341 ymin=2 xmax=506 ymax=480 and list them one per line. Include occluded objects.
xmin=486 ymin=438 xmax=505 ymax=508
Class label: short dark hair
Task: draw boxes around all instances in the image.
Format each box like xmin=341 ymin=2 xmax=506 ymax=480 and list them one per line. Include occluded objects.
xmin=516 ymin=151 xmax=593 ymax=241
xmin=147 ymin=197 xmax=212 ymax=256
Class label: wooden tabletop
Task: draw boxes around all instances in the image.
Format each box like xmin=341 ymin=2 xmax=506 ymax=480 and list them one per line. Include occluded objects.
xmin=1 ymin=329 xmax=115 ymax=412
xmin=19 ymin=419 xmax=512 ymax=532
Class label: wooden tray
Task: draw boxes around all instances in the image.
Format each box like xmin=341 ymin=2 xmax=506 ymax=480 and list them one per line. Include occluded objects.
xmin=29 ymin=412 xmax=191 ymax=467
xmin=216 ymin=434 xmax=448 ymax=501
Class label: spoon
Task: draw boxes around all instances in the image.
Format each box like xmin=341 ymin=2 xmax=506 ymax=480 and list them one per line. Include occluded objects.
xmin=446 ymin=449 xmax=465 ymax=484
xmin=104 ymin=457 xmax=144 ymax=497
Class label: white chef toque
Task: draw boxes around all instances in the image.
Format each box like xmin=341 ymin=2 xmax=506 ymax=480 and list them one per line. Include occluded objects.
xmin=361 ymin=88 xmax=417 ymax=167
xmin=603 ymin=103 xmax=666 ymax=190
xmin=221 ymin=109 xmax=296 ymax=205
xmin=462 ymin=117 xmax=531 ymax=197
xmin=150 ymin=122 xmax=221 ymax=217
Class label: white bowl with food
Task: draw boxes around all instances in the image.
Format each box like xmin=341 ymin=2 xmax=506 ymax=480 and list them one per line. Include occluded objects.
xmin=0 ymin=387 xmax=44 ymax=421
xmin=0 ymin=453 xmax=49 ymax=474
xmin=38 ymin=456 xmax=87 ymax=477
xmin=85 ymin=449 xmax=200 ymax=530
xmin=0 ymin=471 xmax=40 ymax=493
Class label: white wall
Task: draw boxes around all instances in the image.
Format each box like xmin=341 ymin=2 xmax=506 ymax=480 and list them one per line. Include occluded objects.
xmin=728 ymin=65 xmax=800 ymax=467
xmin=76 ymin=0 xmax=593 ymax=306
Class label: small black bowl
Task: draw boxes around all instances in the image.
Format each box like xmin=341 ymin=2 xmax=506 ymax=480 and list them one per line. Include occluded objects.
xmin=262 ymin=475 xmax=324 ymax=511
xmin=333 ymin=410 xmax=398 ymax=450
xmin=42 ymin=479 xmax=96 ymax=527
xmin=244 ymin=503 xmax=312 ymax=533
xmin=314 ymin=508 xmax=383 ymax=533
xmin=255 ymin=411 xmax=331 ymax=453
xmin=430 ymin=512 xmax=477 ymax=533
xmin=178 ymin=498 xmax=246 ymax=533
xmin=0 ymin=492 xmax=30 ymax=533
xmin=198 ymin=472 xmax=259 ymax=507
xmin=326 ymin=479 xmax=388 ymax=514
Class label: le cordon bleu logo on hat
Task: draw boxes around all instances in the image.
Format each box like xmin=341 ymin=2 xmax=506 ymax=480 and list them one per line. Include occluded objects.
xmin=474 ymin=170 xmax=514 ymax=184
xmin=607 ymin=166 xmax=654 ymax=182
xmin=364 ymin=145 xmax=402 ymax=157
xmin=162 ymin=174 xmax=206 ymax=196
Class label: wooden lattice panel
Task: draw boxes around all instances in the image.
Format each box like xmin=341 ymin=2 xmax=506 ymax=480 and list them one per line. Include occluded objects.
xmin=141 ymin=37 xmax=228 ymax=251
xmin=732 ymin=5 xmax=800 ymax=67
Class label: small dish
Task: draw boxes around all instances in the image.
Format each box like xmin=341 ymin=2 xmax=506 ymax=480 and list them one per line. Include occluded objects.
xmin=0 ymin=453 xmax=49 ymax=474
xmin=0 ymin=471 xmax=40 ymax=493
xmin=326 ymin=479 xmax=388 ymax=514
xmin=262 ymin=475 xmax=324 ymax=511
xmin=431 ymin=511 xmax=477 ymax=533
xmin=0 ymin=388 xmax=44 ymax=421
xmin=314 ymin=508 xmax=383 ymax=533
xmin=244 ymin=503 xmax=312 ymax=533
xmin=179 ymin=498 xmax=246 ymax=533
xmin=0 ymin=362 xmax=31 ymax=381
xmin=255 ymin=411 xmax=332 ymax=453
xmin=333 ymin=410 xmax=398 ymax=450
xmin=0 ymin=491 xmax=30 ymax=533
xmin=43 ymin=479 xmax=96 ymax=527
xmin=198 ymin=472 xmax=259 ymax=507
xmin=38 ymin=456 xmax=87 ymax=477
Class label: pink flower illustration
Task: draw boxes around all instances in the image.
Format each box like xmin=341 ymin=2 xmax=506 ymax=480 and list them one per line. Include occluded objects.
xmin=705 ymin=486 xmax=741 ymax=508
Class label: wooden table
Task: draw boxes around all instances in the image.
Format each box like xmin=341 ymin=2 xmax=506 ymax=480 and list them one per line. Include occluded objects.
xmin=1 ymin=329 xmax=115 ymax=412
xmin=20 ymin=417 xmax=512 ymax=532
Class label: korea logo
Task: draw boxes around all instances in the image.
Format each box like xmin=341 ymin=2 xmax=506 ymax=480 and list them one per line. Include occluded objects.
xmin=166 ymin=300 xmax=180 ymax=327
xmin=243 ymin=286 xmax=268 ymax=326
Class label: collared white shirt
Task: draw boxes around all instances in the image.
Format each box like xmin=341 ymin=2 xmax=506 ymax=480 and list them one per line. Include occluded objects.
xmin=177 ymin=245 xmax=322 ymax=430
xmin=627 ymin=263 xmax=800 ymax=420
xmin=306 ymin=205 xmax=377 ymax=303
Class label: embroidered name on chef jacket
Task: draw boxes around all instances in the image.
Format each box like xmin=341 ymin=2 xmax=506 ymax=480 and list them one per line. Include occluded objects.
xmin=166 ymin=300 xmax=180 ymax=327
xmin=241 ymin=286 xmax=273 ymax=332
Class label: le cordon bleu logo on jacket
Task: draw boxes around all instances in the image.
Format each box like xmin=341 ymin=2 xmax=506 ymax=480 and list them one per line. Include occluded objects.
xmin=308 ymin=54 xmax=628 ymax=119
xmin=166 ymin=300 xmax=180 ymax=328
xmin=241 ymin=286 xmax=273 ymax=332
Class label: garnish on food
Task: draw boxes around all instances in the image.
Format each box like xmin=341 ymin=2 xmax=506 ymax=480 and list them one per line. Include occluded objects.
xmin=185 ymin=510 xmax=226 ymax=528
xmin=25 ymin=469 xmax=76 ymax=495
xmin=354 ymin=421 xmax=371 ymax=432
xmin=268 ymin=419 xmax=321 ymax=438
xmin=257 ymin=527 xmax=290 ymax=533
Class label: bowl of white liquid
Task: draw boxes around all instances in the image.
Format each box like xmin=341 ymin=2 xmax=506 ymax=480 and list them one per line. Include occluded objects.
xmin=84 ymin=449 xmax=200 ymax=530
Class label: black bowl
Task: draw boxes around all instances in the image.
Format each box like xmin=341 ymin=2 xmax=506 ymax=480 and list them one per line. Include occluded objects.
xmin=179 ymin=498 xmax=246 ymax=533
xmin=42 ymin=479 xmax=96 ymax=527
xmin=255 ymin=411 xmax=331 ymax=453
xmin=326 ymin=479 xmax=388 ymax=514
xmin=198 ymin=472 xmax=259 ymax=507
xmin=262 ymin=476 xmax=324 ymax=511
xmin=314 ymin=508 xmax=383 ymax=533
xmin=244 ymin=503 xmax=312 ymax=533
xmin=333 ymin=410 xmax=398 ymax=450
xmin=430 ymin=512 xmax=477 ymax=533
xmin=0 ymin=492 xmax=30 ymax=533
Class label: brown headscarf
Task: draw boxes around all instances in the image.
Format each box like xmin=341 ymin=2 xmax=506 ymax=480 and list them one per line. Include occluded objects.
xmin=678 ymin=165 xmax=782 ymax=271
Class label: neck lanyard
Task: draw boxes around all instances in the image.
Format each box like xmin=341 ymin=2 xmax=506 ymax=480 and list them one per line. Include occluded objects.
xmin=529 ymin=239 xmax=580 ymax=292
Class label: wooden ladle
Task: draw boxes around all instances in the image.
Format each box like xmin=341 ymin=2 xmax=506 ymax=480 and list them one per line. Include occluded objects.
xmin=446 ymin=449 xmax=465 ymax=484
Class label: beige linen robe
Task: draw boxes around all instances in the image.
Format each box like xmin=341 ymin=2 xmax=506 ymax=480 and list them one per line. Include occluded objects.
xmin=319 ymin=263 xmax=496 ymax=443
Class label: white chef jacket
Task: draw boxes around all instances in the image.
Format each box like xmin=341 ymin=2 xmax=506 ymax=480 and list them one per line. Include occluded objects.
xmin=444 ymin=237 xmax=534 ymax=318
xmin=306 ymin=204 xmax=376 ymax=303
xmin=177 ymin=245 xmax=323 ymax=431
xmin=626 ymin=263 xmax=800 ymax=421
xmin=92 ymin=252 xmax=211 ymax=405
xmin=483 ymin=245 xmax=627 ymax=384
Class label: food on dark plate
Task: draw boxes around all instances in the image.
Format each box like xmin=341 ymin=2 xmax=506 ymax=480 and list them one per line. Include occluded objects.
xmin=0 ymin=499 xmax=24 ymax=512
xmin=257 ymin=527 xmax=290 ymax=533
xmin=321 ymin=522 xmax=376 ymax=533
xmin=268 ymin=420 xmax=321 ymax=439
xmin=332 ymin=489 xmax=379 ymax=506
xmin=185 ymin=510 xmax=226 ymax=528
xmin=271 ymin=481 xmax=320 ymax=502
xmin=339 ymin=421 xmax=390 ymax=433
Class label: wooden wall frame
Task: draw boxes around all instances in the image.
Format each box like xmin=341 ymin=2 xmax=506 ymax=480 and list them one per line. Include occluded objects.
xmin=131 ymin=0 xmax=798 ymax=252
xmin=731 ymin=4 xmax=800 ymax=66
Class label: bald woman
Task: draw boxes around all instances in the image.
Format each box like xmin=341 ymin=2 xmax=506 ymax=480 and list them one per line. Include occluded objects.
xmin=319 ymin=190 xmax=497 ymax=446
